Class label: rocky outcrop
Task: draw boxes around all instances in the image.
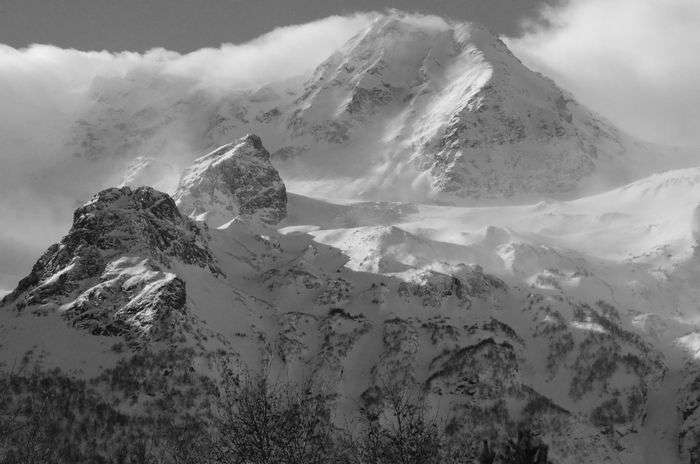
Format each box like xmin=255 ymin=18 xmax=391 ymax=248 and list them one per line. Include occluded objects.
xmin=173 ymin=134 xmax=287 ymax=227
xmin=1 ymin=186 xmax=216 ymax=338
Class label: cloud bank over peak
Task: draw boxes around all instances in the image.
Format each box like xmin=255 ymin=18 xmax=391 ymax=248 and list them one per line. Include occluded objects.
xmin=0 ymin=12 xmax=375 ymax=191
xmin=506 ymin=0 xmax=700 ymax=147
xmin=0 ymin=13 xmax=374 ymax=287
xmin=0 ymin=13 xmax=373 ymax=115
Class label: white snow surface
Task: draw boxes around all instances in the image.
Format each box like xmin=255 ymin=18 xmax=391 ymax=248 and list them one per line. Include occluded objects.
xmin=277 ymin=165 xmax=700 ymax=463
xmin=3 ymin=160 xmax=700 ymax=463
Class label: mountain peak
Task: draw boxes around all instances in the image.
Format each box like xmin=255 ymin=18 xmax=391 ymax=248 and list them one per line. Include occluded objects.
xmin=241 ymin=133 xmax=264 ymax=151
xmin=2 ymin=186 xmax=216 ymax=337
xmin=174 ymin=134 xmax=287 ymax=227
xmin=50 ymin=11 xmax=678 ymax=205
xmin=282 ymin=13 xmax=638 ymax=200
xmin=77 ymin=186 xmax=181 ymax=223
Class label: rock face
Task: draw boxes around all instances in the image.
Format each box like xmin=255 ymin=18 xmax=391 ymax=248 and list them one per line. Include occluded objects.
xmin=679 ymin=363 xmax=700 ymax=462
xmin=1 ymin=186 xmax=216 ymax=338
xmin=173 ymin=134 xmax=287 ymax=226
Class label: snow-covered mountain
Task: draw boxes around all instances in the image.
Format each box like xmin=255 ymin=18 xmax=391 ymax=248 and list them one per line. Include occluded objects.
xmin=2 ymin=10 xmax=700 ymax=464
xmin=281 ymin=14 xmax=649 ymax=200
xmin=46 ymin=12 xmax=692 ymax=205
xmin=4 ymin=132 xmax=700 ymax=462
xmin=5 ymin=11 xmax=694 ymax=294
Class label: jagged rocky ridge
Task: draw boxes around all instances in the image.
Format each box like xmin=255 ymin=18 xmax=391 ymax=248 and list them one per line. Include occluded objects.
xmin=3 ymin=134 xmax=693 ymax=463
xmin=1 ymin=186 xmax=217 ymax=339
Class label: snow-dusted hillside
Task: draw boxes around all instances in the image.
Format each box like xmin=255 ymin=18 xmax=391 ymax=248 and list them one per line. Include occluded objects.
xmin=280 ymin=165 xmax=700 ymax=463
xmin=3 ymin=132 xmax=700 ymax=462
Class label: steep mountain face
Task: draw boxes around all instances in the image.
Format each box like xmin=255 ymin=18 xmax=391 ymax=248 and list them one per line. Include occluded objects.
xmin=173 ymin=134 xmax=287 ymax=226
xmin=42 ymin=12 xmax=686 ymax=206
xmin=5 ymin=148 xmax=700 ymax=462
xmin=1 ymin=186 xmax=218 ymax=339
xmin=282 ymin=15 xmax=635 ymax=200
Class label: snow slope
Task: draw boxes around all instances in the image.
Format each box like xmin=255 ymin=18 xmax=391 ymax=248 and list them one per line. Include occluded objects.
xmin=5 ymin=149 xmax=700 ymax=461
xmin=280 ymin=165 xmax=700 ymax=462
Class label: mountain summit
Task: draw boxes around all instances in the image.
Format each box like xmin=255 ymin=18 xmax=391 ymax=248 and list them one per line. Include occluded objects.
xmin=52 ymin=12 xmax=687 ymax=206
xmin=173 ymin=134 xmax=287 ymax=227
xmin=1 ymin=186 xmax=216 ymax=338
xmin=281 ymin=13 xmax=660 ymax=199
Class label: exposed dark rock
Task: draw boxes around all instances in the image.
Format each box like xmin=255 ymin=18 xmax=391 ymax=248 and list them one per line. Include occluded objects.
xmin=174 ymin=134 xmax=287 ymax=226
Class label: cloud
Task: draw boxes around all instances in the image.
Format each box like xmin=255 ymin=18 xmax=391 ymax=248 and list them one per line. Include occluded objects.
xmin=0 ymin=13 xmax=372 ymax=138
xmin=505 ymin=0 xmax=700 ymax=147
xmin=0 ymin=12 xmax=373 ymax=170
xmin=0 ymin=13 xmax=373 ymax=288
xmin=162 ymin=13 xmax=375 ymax=89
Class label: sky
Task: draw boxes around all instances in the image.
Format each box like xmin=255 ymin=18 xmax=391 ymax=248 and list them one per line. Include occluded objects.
xmin=0 ymin=0 xmax=561 ymax=52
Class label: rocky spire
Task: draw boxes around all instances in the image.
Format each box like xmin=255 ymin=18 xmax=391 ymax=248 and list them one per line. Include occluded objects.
xmin=2 ymin=186 xmax=217 ymax=338
xmin=173 ymin=134 xmax=287 ymax=227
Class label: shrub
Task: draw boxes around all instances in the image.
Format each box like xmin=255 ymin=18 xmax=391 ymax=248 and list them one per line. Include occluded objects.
xmin=214 ymin=373 xmax=344 ymax=464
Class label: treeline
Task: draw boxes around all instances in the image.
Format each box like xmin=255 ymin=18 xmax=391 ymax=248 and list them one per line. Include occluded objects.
xmin=0 ymin=367 xmax=551 ymax=464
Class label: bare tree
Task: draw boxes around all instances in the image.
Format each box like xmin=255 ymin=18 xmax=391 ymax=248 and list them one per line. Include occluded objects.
xmin=214 ymin=372 xmax=343 ymax=464
xmin=501 ymin=429 xmax=549 ymax=464
xmin=477 ymin=440 xmax=496 ymax=464
xmin=152 ymin=416 xmax=217 ymax=464
xmin=354 ymin=382 xmax=445 ymax=464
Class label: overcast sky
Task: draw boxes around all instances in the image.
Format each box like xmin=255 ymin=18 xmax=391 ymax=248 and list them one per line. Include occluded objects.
xmin=0 ymin=0 xmax=561 ymax=51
